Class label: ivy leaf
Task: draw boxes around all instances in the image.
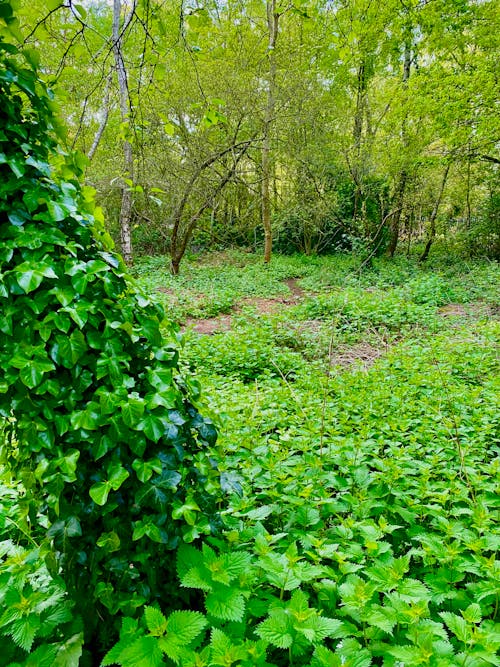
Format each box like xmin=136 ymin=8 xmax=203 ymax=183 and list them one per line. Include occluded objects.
xmin=140 ymin=415 xmax=165 ymax=442
xmin=121 ymin=395 xmax=146 ymax=428
xmin=16 ymin=268 xmax=44 ymax=293
xmin=20 ymin=364 xmax=43 ymax=388
xmin=89 ymin=481 xmax=111 ymax=506
xmin=108 ymin=463 xmax=130 ymax=490
xmin=96 ymin=531 xmax=121 ymax=553
xmin=51 ymin=330 xmax=87 ymax=367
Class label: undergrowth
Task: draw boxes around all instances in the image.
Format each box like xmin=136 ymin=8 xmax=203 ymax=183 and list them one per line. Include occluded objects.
xmin=3 ymin=251 xmax=499 ymax=665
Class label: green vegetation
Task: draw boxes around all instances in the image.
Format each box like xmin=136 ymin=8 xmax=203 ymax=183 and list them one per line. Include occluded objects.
xmin=10 ymin=0 xmax=500 ymax=267
xmin=3 ymin=246 xmax=499 ymax=665
xmin=1 ymin=0 xmax=499 ymax=665
xmin=109 ymin=253 xmax=500 ymax=666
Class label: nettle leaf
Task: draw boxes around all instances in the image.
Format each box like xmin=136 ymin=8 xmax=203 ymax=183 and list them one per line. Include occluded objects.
xmin=365 ymin=604 xmax=397 ymax=634
xmin=206 ymin=586 xmax=246 ymax=622
xmin=461 ymin=603 xmax=482 ymax=624
xmin=397 ymin=578 xmax=431 ymax=602
xmin=118 ymin=636 xmax=164 ymax=667
xmin=209 ymin=628 xmax=248 ymax=665
xmin=335 ymin=638 xmax=372 ymax=667
xmin=256 ymin=614 xmax=294 ymax=649
xmin=7 ymin=615 xmax=40 ymax=652
xmin=144 ymin=606 xmax=168 ymax=637
xmin=164 ymin=610 xmax=207 ymax=644
xmin=440 ymin=612 xmax=471 ymax=643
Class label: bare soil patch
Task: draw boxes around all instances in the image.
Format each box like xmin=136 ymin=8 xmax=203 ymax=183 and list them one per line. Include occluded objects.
xmin=185 ymin=315 xmax=232 ymax=335
xmin=182 ymin=278 xmax=309 ymax=333
xmin=284 ymin=278 xmax=306 ymax=299
xmin=329 ymin=341 xmax=386 ymax=371
xmin=438 ymin=302 xmax=499 ymax=318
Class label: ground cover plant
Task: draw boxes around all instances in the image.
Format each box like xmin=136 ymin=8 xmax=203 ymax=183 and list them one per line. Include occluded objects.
xmin=97 ymin=252 xmax=499 ymax=666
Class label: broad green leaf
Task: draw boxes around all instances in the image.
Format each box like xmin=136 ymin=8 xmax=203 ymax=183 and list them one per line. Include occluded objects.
xmin=144 ymin=606 xmax=168 ymax=637
xmin=440 ymin=612 xmax=471 ymax=643
xmin=16 ymin=268 xmax=44 ymax=293
xmin=118 ymin=636 xmax=163 ymax=667
xmin=89 ymin=481 xmax=111 ymax=506
xmin=166 ymin=610 xmax=207 ymax=644
xmin=141 ymin=415 xmax=165 ymax=442
xmin=121 ymin=395 xmax=146 ymax=428
xmin=108 ymin=463 xmax=130 ymax=490
xmin=206 ymin=587 xmax=245 ymax=622
xmin=53 ymin=633 xmax=84 ymax=667
xmin=19 ymin=364 xmax=43 ymax=388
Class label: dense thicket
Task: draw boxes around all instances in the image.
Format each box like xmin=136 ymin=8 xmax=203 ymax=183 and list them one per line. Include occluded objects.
xmin=15 ymin=0 xmax=500 ymax=269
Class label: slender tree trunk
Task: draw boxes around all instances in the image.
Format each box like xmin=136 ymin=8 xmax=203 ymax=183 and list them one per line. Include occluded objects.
xmin=387 ymin=38 xmax=412 ymax=258
xmin=466 ymin=143 xmax=472 ymax=229
xmin=419 ymin=162 xmax=451 ymax=261
xmin=262 ymin=0 xmax=279 ymax=264
xmin=87 ymin=71 xmax=112 ymax=162
xmin=352 ymin=60 xmax=367 ymax=223
xmin=112 ymin=0 xmax=134 ymax=265
xmin=387 ymin=170 xmax=407 ymax=257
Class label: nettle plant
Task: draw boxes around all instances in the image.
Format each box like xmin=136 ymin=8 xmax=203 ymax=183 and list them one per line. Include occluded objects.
xmin=0 ymin=15 xmax=220 ymax=658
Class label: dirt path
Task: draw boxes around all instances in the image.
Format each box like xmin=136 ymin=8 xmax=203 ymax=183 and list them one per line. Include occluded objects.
xmin=184 ymin=278 xmax=307 ymax=334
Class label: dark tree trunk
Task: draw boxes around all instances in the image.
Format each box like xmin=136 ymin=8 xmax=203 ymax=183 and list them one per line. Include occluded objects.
xmin=420 ymin=162 xmax=451 ymax=262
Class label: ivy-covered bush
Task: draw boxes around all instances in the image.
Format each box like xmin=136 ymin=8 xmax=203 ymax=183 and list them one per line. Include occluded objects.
xmin=0 ymin=14 xmax=220 ymax=658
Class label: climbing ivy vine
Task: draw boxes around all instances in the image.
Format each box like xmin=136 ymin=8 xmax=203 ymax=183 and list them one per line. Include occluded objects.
xmin=0 ymin=4 xmax=220 ymax=656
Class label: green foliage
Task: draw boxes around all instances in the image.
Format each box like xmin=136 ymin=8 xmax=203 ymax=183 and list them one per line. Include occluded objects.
xmin=0 ymin=470 xmax=82 ymax=666
xmin=0 ymin=27 xmax=220 ymax=654
xmin=106 ymin=252 xmax=500 ymax=666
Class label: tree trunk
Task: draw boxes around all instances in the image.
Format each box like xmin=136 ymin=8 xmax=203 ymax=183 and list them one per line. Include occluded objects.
xmin=352 ymin=60 xmax=367 ymax=223
xmin=262 ymin=0 xmax=279 ymax=264
xmin=419 ymin=162 xmax=451 ymax=262
xmin=466 ymin=144 xmax=472 ymax=229
xmin=87 ymin=71 xmax=112 ymax=162
xmin=170 ymin=143 xmax=251 ymax=274
xmin=387 ymin=170 xmax=407 ymax=257
xmin=387 ymin=37 xmax=412 ymax=258
xmin=112 ymin=0 xmax=134 ymax=265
